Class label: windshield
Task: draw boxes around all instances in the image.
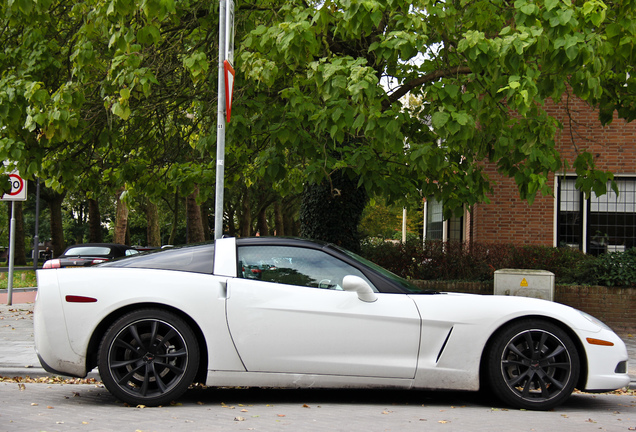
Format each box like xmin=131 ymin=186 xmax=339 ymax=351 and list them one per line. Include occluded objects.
xmin=332 ymin=246 xmax=424 ymax=293
xmin=64 ymin=246 xmax=111 ymax=256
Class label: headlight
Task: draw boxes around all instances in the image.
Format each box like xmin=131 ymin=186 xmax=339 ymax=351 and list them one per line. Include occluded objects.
xmin=579 ymin=311 xmax=612 ymax=331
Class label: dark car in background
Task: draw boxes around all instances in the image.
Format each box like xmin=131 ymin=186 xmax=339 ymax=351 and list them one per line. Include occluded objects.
xmin=42 ymin=243 xmax=139 ymax=269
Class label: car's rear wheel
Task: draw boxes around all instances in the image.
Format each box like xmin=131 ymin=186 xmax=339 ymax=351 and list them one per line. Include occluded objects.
xmin=98 ymin=309 xmax=199 ymax=406
xmin=487 ymin=319 xmax=580 ymax=410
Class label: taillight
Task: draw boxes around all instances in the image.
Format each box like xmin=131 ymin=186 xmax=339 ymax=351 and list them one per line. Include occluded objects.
xmin=92 ymin=258 xmax=108 ymax=265
xmin=43 ymin=259 xmax=61 ymax=269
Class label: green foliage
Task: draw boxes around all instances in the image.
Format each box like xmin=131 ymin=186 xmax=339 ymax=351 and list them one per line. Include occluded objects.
xmin=360 ymin=240 xmax=634 ymax=288
xmin=237 ymin=0 xmax=636 ymax=219
xmin=1 ymin=0 xmax=635 ymax=243
xmin=591 ymin=249 xmax=636 ymax=287
xmin=359 ymin=200 xmax=421 ymax=239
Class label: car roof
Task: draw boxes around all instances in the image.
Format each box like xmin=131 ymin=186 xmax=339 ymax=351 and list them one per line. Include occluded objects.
xmin=235 ymin=237 xmax=330 ymax=248
xmin=64 ymin=243 xmax=134 ymax=250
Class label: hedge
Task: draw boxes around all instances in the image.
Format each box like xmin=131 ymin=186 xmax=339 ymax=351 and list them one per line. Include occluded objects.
xmin=359 ymin=239 xmax=636 ymax=288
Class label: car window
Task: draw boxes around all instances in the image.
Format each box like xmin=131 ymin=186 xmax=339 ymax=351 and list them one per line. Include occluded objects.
xmin=64 ymin=246 xmax=111 ymax=256
xmin=125 ymin=249 xmax=140 ymax=256
xmin=101 ymin=244 xmax=214 ymax=274
xmin=237 ymin=245 xmax=376 ymax=291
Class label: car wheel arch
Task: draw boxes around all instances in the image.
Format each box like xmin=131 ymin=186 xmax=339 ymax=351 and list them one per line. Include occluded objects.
xmin=85 ymin=303 xmax=209 ymax=384
xmin=478 ymin=315 xmax=588 ymax=393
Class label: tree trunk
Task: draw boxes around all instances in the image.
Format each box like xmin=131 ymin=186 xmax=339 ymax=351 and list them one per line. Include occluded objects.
xmin=274 ymin=201 xmax=284 ymax=236
xmin=239 ymin=188 xmax=251 ymax=237
xmin=168 ymin=191 xmax=179 ymax=245
xmin=256 ymin=206 xmax=269 ymax=236
xmin=282 ymin=196 xmax=300 ymax=236
xmin=114 ymin=189 xmax=129 ymax=245
xmin=88 ymin=198 xmax=103 ymax=243
xmin=146 ymin=200 xmax=161 ymax=247
xmin=300 ymin=171 xmax=368 ymax=252
xmin=225 ymin=204 xmax=237 ymax=236
xmin=48 ymin=191 xmax=66 ymax=257
xmin=186 ymin=185 xmax=205 ymax=243
xmin=7 ymin=202 xmax=26 ymax=265
xmin=200 ymin=202 xmax=210 ymax=241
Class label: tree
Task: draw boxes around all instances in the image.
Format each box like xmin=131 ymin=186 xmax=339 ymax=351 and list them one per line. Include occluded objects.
xmin=0 ymin=0 xmax=222 ymax=241
xmin=237 ymin=0 xmax=636 ymax=247
xmin=2 ymin=0 xmax=635 ymax=250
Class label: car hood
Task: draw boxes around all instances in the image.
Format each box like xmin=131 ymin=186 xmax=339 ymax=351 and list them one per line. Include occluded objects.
xmin=408 ymin=291 xmax=605 ymax=334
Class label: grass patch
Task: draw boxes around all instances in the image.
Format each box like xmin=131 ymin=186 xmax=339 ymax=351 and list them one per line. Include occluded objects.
xmin=0 ymin=270 xmax=37 ymax=289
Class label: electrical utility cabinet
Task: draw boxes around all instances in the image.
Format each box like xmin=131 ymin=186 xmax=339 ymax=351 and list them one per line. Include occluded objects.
xmin=494 ymin=269 xmax=555 ymax=301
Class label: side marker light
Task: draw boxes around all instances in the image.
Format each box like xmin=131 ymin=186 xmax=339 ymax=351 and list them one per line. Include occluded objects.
xmin=586 ymin=337 xmax=614 ymax=346
xmin=65 ymin=295 xmax=98 ymax=303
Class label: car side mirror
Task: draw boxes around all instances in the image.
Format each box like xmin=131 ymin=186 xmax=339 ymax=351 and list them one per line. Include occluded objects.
xmin=342 ymin=275 xmax=378 ymax=302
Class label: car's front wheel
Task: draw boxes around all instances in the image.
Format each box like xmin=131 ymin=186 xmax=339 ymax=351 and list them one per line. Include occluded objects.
xmin=487 ymin=319 xmax=580 ymax=410
xmin=98 ymin=309 xmax=199 ymax=406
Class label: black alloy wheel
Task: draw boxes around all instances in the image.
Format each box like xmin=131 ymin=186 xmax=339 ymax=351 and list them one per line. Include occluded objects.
xmin=487 ymin=319 xmax=580 ymax=410
xmin=98 ymin=309 xmax=199 ymax=406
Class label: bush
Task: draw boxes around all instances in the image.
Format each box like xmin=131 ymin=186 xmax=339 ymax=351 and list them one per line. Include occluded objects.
xmin=591 ymin=249 xmax=636 ymax=287
xmin=359 ymin=239 xmax=636 ymax=288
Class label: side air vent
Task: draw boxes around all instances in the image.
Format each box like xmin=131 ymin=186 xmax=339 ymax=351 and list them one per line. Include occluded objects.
xmin=436 ymin=327 xmax=454 ymax=363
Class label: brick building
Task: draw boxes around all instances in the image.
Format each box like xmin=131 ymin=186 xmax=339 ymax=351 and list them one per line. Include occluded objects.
xmin=424 ymin=97 xmax=636 ymax=254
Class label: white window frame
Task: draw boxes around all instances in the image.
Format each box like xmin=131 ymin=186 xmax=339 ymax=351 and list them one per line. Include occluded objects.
xmin=554 ymin=174 xmax=636 ymax=253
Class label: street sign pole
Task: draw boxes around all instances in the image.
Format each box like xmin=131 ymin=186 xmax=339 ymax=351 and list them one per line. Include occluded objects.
xmin=214 ymin=0 xmax=227 ymax=240
xmin=7 ymin=201 xmax=16 ymax=305
xmin=2 ymin=165 xmax=28 ymax=305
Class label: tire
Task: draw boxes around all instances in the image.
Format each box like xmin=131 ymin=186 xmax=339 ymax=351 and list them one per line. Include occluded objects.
xmin=98 ymin=309 xmax=199 ymax=406
xmin=487 ymin=319 xmax=580 ymax=410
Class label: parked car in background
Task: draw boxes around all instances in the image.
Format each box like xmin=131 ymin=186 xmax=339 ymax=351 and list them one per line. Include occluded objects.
xmin=34 ymin=237 xmax=629 ymax=409
xmin=42 ymin=243 xmax=139 ymax=269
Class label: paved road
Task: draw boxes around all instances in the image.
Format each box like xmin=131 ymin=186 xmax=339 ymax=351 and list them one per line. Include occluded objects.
xmin=0 ymin=383 xmax=635 ymax=432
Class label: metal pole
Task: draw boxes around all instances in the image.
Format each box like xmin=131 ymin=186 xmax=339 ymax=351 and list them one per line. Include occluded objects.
xmin=33 ymin=178 xmax=40 ymax=271
xmin=402 ymin=208 xmax=407 ymax=243
xmin=214 ymin=0 xmax=227 ymax=240
xmin=7 ymin=201 xmax=16 ymax=305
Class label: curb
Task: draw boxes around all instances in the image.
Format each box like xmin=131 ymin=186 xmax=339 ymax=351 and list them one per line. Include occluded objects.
xmin=0 ymin=367 xmax=101 ymax=381
xmin=0 ymin=287 xmax=37 ymax=292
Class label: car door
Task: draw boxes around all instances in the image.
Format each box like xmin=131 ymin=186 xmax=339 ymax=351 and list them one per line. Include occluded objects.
xmin=225 ymin=245 xmax=421 ymax=379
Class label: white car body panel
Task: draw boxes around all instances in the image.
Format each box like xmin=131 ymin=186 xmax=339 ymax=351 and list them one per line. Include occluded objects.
xmin=205 ymin=371 xmax=413 ymax=389
xmin=226 ymin=278 xmax=421 ymax=378
xmin=213 ymin=237 xmax=237 ymax=277
xmin=408 ymin=292 xmax=627 ymax=391
xmin=35 ymin=267 xmax=245 ymax=376
xmin=34 ymin=237 xmax=630 ymax=403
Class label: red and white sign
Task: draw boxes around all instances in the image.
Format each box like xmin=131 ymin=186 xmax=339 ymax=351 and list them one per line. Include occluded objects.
xmin=1 ymin=170 xmax=27 ymax=201
xmin=224 ymin=60 xmax=235 ymax=123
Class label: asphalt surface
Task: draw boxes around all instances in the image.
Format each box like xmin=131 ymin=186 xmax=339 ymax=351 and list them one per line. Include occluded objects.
xmin=1 ymin=288 xmax=635 ymax=386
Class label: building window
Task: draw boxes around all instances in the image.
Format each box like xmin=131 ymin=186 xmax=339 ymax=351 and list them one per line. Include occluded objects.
xmin=425 ymin=199 xmax=443 ymax=240
xmin=557 ymin=177 xmax=636 ymax=254
xmin=424 ymin=198 xmax=463 ymax=242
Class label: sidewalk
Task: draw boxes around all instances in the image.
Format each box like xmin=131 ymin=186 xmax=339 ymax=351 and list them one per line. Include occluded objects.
xmin=0 ymin=290 xmax=100 ymax=380
xmin=1 ymin=289 xmax=635 ymax=387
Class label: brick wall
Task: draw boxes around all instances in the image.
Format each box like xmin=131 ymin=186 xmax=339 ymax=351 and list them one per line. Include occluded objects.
xmin=471 ymin=97 xmax=636 ymax=245
xmin=413 ymin=280 xmax=636 ymax=335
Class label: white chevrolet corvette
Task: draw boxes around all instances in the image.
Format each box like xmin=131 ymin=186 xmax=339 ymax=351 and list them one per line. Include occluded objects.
xmin=34 ymin=237 xmax=629 ymax=409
